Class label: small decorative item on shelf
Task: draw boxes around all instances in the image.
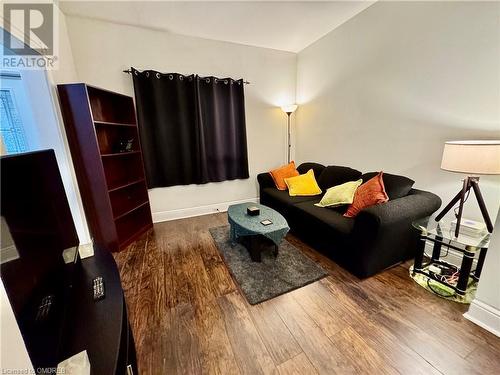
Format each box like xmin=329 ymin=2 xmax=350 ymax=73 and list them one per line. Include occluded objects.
xmin=260 ymin=219 xmax=273 ymax=226
xmin=114 ymin=138 xmax=135 ymax=153
xmin=247 ymin=206 xmax=260 ymax=216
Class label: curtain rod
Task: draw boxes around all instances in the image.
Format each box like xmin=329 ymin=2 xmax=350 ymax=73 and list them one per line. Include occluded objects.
xmin=122 ymin=69 xmax=250 ymax=84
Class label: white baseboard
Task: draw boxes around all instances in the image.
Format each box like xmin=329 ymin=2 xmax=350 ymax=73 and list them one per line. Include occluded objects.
xmin=152 ymin=197 xmax=259 ymax=223
xmin=464 ymin=299 xmax=500 ymax=337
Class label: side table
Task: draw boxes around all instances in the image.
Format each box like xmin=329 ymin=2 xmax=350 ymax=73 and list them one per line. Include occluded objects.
xmin=412 ymin=215 xmax=490 ymax=296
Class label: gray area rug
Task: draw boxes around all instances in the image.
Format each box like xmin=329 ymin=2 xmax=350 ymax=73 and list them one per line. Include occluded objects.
xmin=209 ymin=225 xmax=328 ymax=305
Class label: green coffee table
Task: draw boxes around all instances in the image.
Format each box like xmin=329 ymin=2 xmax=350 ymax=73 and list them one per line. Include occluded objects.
xmin=227 ymin=203 xmax=289 ymax=262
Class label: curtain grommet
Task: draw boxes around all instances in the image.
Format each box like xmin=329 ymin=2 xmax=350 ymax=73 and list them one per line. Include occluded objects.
xmin=134 ymin=70 xmax=139 ymax=76
xmin=179 ymin=75 xmax=184 ymax=81
xmin=145 ymin=71 xmax=150 ymax=77
xmin=156 ymin=73 xmax=160 ymax=79
xmin=169 ymin=74 xmax=174 ymax=80
xmin=224 ymin=80 xmax=228 ymax=84
xmin=206 ymin=78 xmax=210 ymax=83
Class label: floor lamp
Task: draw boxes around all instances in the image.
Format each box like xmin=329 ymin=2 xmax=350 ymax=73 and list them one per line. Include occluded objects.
xmin=435 ymin=140 xmax=500 ymax=237
xmin=280 ymin=104 xmax=298 ymax=164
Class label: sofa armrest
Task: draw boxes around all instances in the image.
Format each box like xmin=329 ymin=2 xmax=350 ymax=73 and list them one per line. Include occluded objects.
xmin=257 ymin=172 xmax=275 ymax=190
xmin=355 ymin=189 xmax=442 ymax=228
xmin=349 ymin=189 xmax=441 ymax=277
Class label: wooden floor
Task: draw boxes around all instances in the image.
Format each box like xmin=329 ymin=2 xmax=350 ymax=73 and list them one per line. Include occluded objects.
xmin=113 ymin=213 xmax=500 ymax=375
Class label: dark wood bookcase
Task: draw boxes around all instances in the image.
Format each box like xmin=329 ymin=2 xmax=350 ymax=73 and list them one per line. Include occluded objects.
xmin=57 ymin=83 xmax=152 ymax=252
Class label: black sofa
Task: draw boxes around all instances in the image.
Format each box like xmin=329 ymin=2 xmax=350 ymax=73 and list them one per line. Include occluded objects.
xmin=257 ymin=162 xmax=441 ymax=278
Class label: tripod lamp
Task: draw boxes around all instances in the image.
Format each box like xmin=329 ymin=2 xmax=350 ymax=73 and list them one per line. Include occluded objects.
xmin=280 ymin=104 xmax=298 ymax=164
xmin=435 ymin=140 xmax=500 ymax=237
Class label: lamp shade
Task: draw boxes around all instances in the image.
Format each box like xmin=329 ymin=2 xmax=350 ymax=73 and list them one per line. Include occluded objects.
xmin=281 ymin=104 xmax=298 ymax=114
xmin=440 ymin=140 xmax=500 ymax=175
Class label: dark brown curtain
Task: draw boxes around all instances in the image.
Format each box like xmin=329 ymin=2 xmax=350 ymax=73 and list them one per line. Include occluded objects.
xmin=132 ymin=68 xmax=249 ymax=188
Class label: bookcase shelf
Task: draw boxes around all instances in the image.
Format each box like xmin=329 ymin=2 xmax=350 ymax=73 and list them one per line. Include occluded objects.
xmin=57 ymin=83 xmax=152 ymax=252
xmin=116 ymin=204 xmax=152 ymax=249
xmin=113 ymin=201 xmax=149 ymax=221
xmin=94 ymin=120 xmax=137 ymax=128
xmin=108 ymin=178 xmax=145 ymax=193
xmin=101 ymin=151 xmax=141 ymax=158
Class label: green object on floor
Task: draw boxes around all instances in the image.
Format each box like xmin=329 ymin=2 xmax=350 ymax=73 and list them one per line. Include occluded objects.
xmin=409 ymin=265 xmax=477 ymax=304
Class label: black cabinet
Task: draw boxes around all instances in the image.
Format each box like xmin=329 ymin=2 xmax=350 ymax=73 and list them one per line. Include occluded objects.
xmin=61 ymin=246 xmax=138 ymax=374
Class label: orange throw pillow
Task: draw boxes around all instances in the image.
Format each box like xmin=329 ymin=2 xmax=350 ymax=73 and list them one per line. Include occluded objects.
xmin=269 ymin=161 xmax=299 ymax=190
xmin=344 ymin=172 xmax=389 ymax=218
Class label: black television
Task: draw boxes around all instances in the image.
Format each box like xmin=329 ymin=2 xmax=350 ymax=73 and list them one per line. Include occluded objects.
xmin=0 ymin=149 xmax=80 ymax=371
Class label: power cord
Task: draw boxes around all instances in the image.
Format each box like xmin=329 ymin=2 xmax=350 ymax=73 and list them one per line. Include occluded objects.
xmin=453 ymin=188 xmax=471 ymax=219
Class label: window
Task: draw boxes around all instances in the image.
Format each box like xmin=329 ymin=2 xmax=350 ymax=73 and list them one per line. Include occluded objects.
xmin=0 ymin=89 xmax=28 ymax=153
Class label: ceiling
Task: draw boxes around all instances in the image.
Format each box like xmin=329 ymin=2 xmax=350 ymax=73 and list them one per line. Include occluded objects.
xmin=59 ymin=1 xmax=375 ymax=53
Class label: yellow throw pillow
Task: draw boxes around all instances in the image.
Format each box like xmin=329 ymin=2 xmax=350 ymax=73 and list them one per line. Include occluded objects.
xmin=314 ymin=179 xmax=363 ymax=208
xmin=284 ymin=169 xmax=322 ymax=196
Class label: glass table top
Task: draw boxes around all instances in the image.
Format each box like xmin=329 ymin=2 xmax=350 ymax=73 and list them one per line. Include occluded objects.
xmin=412 ymin=215 xmax=491 ymax=249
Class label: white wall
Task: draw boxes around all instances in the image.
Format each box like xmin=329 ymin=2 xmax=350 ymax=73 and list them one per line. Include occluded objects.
xmin=52 ymin=5 xmax=79 ymax=83
xmin=465 ymin=211 xmax=500 ymax=336
xmin=0 ymin=279 xmax=34 ymax=372
xmin=63 ymin=16 xmax=296 ymax=220
xmin=45 ymin=5 xmax=91 ymax=243
xmin=296 ymin=1 xmax=500 ymax=222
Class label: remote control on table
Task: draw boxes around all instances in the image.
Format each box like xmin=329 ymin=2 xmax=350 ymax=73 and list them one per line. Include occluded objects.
xmin=93 ymin=276 xmax=105 ymax=301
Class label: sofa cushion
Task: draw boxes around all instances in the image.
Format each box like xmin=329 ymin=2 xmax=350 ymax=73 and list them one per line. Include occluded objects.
xmin=362 ymin=172 xmax=415 ymax=200
xmin=296 ymin=162 xmax=325 ymax=179
xmin=285 ymin=169 xmax=322 ymax=196
xmin=315 ymin=179 xmax=362 ymax=208
xmin=269 ymin=161 xmax=299 ymax=190
xmin=317 ymin=166 xmax=362 ymax=191
xmin=260 ymin=187 xmax=320 ymax=221
xmin=261 ymin=188 xmax=318 ymax=205
xmin=345 ymin=172 xmax=389 ymax=218
xmin=292 ymin=201 xmax=355 ymax=236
